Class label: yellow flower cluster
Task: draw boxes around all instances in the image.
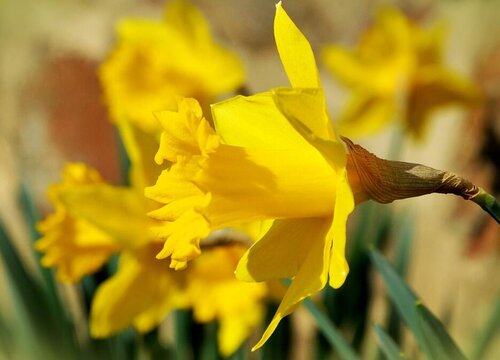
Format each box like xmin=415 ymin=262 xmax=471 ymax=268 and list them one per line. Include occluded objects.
xmin=37 ymin=0 xmax=485 ymax=354
xmin=37 ymin=0 xmax=265 ymax=356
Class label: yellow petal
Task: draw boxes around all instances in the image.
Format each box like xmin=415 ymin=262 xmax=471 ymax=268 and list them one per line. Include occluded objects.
xmin=60 ymin=185 xmax=153 ymax=249
xmin=35 ymin=163 xmax=120 ymax=282
xmin=153 ymin=206 xmax=211 ymax=270
xmin=36 ymin=216 xmax=118 ymax=283
xmin=197 ymin=145 xmax=337 ymax=226
xmin=322 ymin=45 xmax=368 ymax=87
xmin=236 ymin=218 xmax=331 ymax=282
xmin=272 ymin=88 xmax=348 ymax=172
xmin=90 ymin=247 xmax=185 ymax=337
xmin=164 ymin=0 xmax=245 ymax=96
xmin=274 ymin=2 xmax=320 ymax=88
xmin=99 ymin=2 xmax=244 ymax=133
xmin=271 ymin=87 xmax=335 ymax=142
xmin=218 ymin=306 xmax=264 ymax=356
xmin=337 ymin=92 xmax=396 ymax=138
xmin=154 ymin=97 xmax=219 ymax=164
xmin=251 ymin=216 xmax=333 ymax=351
xmin=329 ymin=171 xmax=355 ymax=288
xmin=117 ymin=121 xmax=162 ymax=190
xmin=211 ymin=92 xmax=310 ymax=149
xmin=164 ymin=0 xmax=211 ymax=46
xmin=186 ymin=246 xmax=266 ymax=356
xmin=407 ymin=68 xmax=481 ymax=138
xmin=232 ymin=220 xmax=274 ymax=242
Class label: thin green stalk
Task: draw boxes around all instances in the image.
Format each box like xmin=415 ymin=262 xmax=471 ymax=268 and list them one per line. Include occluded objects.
xmin=303 ymin=299 xmax=359 ymax=360
xmin=471 ymin=189 xmax=500 ymax=224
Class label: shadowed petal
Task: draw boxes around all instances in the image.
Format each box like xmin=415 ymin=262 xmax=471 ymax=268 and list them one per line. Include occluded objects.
xmin=250 ymin=216 xmax=333 ymax=351
xmin=90 ymin=248 xmax=186 ymax=336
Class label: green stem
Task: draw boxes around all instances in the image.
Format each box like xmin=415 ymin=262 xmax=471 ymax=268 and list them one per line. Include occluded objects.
xmin=471 ymin=189 xmax=500 ymax=224
xmin=303 ymin=299 xmax=359 ymax=360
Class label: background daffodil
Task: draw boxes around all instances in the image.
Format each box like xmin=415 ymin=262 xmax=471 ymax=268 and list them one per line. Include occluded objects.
xmin=37 ymin=116 xmax=267 ymax=356
xmin=99 ymin=0 xmax=245 ymax=134
xmin=322 ymin=7 xmax=481 ymax=139
xmin=35 ymin=163 xmax=121 ymax=283
xmin=145 ymin=3 xmax=355 ymax=350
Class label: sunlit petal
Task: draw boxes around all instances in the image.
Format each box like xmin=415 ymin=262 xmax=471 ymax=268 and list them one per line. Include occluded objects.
xmin=274 ymin=2 xmax=320 ymax=88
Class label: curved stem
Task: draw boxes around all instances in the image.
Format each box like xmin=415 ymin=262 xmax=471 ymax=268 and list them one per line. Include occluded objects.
xmin=471 ymin=189 xmax=500 ymax=224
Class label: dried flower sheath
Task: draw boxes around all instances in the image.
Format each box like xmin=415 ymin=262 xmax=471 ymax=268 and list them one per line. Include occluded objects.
xmin=343 ymin=136 xmax=499 ymax=223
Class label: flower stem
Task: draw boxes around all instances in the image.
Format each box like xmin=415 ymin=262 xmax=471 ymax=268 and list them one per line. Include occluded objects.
xmin=471 ymin=189 xmax=500 ymax=224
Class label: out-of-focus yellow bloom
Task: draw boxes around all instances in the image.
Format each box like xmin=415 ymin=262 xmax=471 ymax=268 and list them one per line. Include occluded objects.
xmin=37 ymin=120 xmax=267 ymax=355
xmin=36 ymin=163 xmax=121 ymax=283
xmin=99 ymin=0 xmax=245 ymax=134
xmin=322 ymin=8 xmax=480 ymax=139
xmin=90 ymin=242 xmax=266 ymax=356
xmin=145 ymin=3 xmax=355 ymax=350
xmin=186 ymin=245 xmax=266 ymax=355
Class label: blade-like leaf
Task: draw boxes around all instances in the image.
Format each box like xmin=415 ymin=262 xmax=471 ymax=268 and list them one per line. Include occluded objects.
xmin=0 ymin=312 xmax=13 ymax=358
xmin=304 ymin=298 xmax=359 ymax=360
xmin=369 ymin=250 xmax=421 ymax=336
xmin=370 ymin=250 xmax=467 ymax=360
xmin=18 ymin=184 xmax=66 ymax=319
xmin=386 ymin=212 xmax=414 ymax=346
xmin=471 ymin=298 xmax=500 ymax=360
xmin=373 ymin=324 xmax=405 ymax=360
xmin=416 ymin=304 xmax=467 ymax=360
xmin=175 ymin=310 xmax=195 ymax=360
xmin=0 ymin=218 xmax=76 ymax=357
xmin=200 ymin=322 xmax=220 ymax=360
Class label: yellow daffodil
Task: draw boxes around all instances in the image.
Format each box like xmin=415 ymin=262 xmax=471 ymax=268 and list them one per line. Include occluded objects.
xmin=322 ymin=7 xmax=480 ymax=139
xmin=185 ymin=245 xmax=267 ymax=355
xmin=37 ymin=118 xmax=267 ymax=355
xmin=99 ymin=0 xmax=245 ymax=134
xmin=145 ymin=3 xmax=355 ymax=350
xmin=36 ymin=163 xmax=121 ymax=283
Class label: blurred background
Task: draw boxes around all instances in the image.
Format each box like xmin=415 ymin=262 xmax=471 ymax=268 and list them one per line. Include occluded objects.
xmin=0 ymin=0 xmax=499 ymax=359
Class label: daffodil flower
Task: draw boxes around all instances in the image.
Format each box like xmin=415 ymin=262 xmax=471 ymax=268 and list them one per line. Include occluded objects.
xmin=145 ymin=2 xmax=500 ymax=351
xmin=36 ymin=163 xmax=122 ymax=282
xmin=99 ymin=0 xmax=245 ymax=134
xmin=145 ymin=3 xmax=355 ymax=350
xmin=37 ymin=118 xmax=268 ymax=355
xmin=322 ymin=7 xmax=480 ymax=139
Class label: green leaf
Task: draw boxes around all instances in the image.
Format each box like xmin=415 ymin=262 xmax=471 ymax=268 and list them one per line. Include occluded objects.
xmin=416 ymin=304 xmax=467 ymax=360
xmin=373 ymin=324 xmax=405 ymax=360
xmin=0 ymin=313 xmax=13 ymax=358
xmin=0 ymin=218 xmax=76 ymax=358
xmin=386 ymin=212 xmax=414 ymax=346
xmin=370 ymin=250 xmax=467 ymax=360
xmin=201 ymin=322 xmax=220 ymax=360
xmin=369 ymin=250 xmax=420 ymax=336
xmin=175 ymin=310 xmax=194 ymax=360
xmin=18 ymin=184 xmax=67 ymax=322
xmin=303 ymin=299 xmax=359 ymax=360
xmin=471 ymin=297 xmax=500 ymax=360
